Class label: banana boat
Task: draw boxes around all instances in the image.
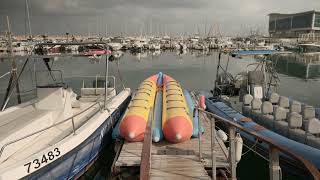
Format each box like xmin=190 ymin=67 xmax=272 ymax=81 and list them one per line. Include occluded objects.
xmin=162 ymin=75 xmax=193 ymax=143
xmin=119 ymin=75 xmax=157 ymax=142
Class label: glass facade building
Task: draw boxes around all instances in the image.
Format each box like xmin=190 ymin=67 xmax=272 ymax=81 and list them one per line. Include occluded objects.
xmin=268 ymin=10 xmax=320 ymax=38
xmin=315 ymin=13 xmax=320 ymax=28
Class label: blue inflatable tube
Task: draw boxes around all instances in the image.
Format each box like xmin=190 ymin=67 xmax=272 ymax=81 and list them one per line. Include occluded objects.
xmin=205 ymin=97 xmax=320 ymax=170
xmin=183 ymin=90 xmax=204 ymax=138
xmin=152 ymin=91 xmax=164 ymax=142
xmin=156 ymin=72 xmax=163 ymax=87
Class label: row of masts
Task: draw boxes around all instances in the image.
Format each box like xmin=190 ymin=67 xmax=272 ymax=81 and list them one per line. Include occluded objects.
xmin=89 ymin=21 xmax=225 ymax=38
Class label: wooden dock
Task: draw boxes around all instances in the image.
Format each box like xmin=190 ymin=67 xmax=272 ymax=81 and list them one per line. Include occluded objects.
xmin=113 ymin=110 xmax=229 ymax=179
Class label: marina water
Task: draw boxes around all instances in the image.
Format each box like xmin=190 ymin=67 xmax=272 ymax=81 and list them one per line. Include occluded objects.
xmin=0 ymin=50 xmax=320 ymax=179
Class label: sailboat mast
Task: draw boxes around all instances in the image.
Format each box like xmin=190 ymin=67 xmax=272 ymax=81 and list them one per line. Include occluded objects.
xmin=106 ymin=24 xmax=108 ymax=37
xmin=25 ymin=0 xmax=32 ymax=37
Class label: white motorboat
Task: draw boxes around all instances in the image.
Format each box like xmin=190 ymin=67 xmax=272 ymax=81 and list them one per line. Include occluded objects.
xmin=0 ymin=42 xmax=131 ymax=179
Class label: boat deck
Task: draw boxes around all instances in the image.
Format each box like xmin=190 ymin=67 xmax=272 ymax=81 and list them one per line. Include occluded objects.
xmin=114 ymin=111 xmax=229 ymax=179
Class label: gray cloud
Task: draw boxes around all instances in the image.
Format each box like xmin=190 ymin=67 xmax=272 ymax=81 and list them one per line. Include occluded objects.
xmin=0 ymin=0 xmax=319 ymax=36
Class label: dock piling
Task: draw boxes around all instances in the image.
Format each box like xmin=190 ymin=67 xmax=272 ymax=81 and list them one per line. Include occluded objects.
xmin=269 ymin=145 xmax=281 ymax=180
xmin=140 ymin=107 xmax=153 ymax=180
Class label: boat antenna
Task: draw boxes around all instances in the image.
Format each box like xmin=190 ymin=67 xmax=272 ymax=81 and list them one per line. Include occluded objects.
xmin=1 ymin=16 xmax=22 ymax=109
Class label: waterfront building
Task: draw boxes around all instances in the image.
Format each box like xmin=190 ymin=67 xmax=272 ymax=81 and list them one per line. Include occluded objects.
xmin=269 ymin=10 xmax=320 ymax=38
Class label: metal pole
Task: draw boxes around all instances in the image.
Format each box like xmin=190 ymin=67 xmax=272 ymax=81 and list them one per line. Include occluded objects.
xmin=214 ymin=51 xmax=222 ymax=92
xmin=1 ymin=58 xmax=30 ymax=111
xmin=269 ymin=146 xmax=281 ymax=180
xmin=104 ymin=46 xmax=109 ymax=109
xmin=196 ymin=108 xmax=202 ymax=161
xmin=5 ymin=16 xmax=22 ymax=105
xmin=229 ymin=126 xmax=237 ymax=180
xmin=25 ymin=0 xmax=32 ymax=36
xmin=71 ymin=118 xmax=76 ymax=135
xmin=211 ymin=116 xmax=216 ymax=180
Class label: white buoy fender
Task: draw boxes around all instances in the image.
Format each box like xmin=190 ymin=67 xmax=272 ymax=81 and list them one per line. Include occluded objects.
xmin=217 ymin=129 xmax=228 ymax=142
xmin=235 ymin=133 xmax=243 ymax=162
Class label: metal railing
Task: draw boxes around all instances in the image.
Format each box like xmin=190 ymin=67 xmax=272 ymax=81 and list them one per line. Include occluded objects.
xmin=0 ymin=99 xmax=107 ymax=159
xmin=0 ymin=72 xmax=10 ymax=79
xmin=80 ymin=75 xmax=116 ymax=90
xmin=196 ymin=108 xmax=320 ymax=180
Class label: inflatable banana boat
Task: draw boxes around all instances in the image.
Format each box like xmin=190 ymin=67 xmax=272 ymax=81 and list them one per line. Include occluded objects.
xmin=119 ymin=75 xmax=157 ymax=142
xmin=162 ymin=75 xmax=193 ymax=143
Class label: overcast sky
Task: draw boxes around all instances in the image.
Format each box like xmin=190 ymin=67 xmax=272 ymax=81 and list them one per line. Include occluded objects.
xmin=0 ymin=0 xmax=319 ymax=36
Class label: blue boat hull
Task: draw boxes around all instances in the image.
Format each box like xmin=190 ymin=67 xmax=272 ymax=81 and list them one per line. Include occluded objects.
xmin=205 ymin=97 xmax=320 ymax=177
xmin=25 ymin=96 xmax=131 ymax=180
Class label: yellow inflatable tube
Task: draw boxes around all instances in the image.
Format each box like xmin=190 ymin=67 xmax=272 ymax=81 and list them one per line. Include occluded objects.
xmin=162 ymin=74 xmax=193 ymax=143
xmin=120 ymin=75 xmax=157 ymax=142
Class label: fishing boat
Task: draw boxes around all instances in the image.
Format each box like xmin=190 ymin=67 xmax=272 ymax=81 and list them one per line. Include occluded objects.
xmin=204 ymin=52 xmax=320 ymax=177
xmin=0 ymin=42 xmax=131 ymax=179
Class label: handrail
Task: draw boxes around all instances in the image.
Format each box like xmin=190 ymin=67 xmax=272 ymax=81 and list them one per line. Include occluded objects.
xmin=0 ymin=99 xmax=107 ymax=159
xmin=0 ymin=72 xmax=10 ymax=79
xmin=80 ymin=75 xmax=116 ymax=90
xmin=140 ymin=107 xmax=153 ymax=180
xmin=197 ymin=108 xmax=320 ymax=180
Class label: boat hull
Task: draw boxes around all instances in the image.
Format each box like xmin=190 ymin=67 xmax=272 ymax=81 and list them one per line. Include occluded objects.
xmin=21 ymin=95 xmax=131 ymax=180
xmin=205 ymin=97 xmax=320 ymax=177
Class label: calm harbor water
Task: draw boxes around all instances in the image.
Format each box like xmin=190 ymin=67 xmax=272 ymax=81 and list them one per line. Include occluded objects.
xmin=0 ymin=50 xmax=320 ymax=179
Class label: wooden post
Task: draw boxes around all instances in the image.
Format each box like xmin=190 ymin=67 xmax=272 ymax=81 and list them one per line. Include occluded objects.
xmin=140 ymin=108 xmax=153 ymax=180
xmin=229 ymin=126 xmax=237 ymax=180
xmin=269 ymin=146 xmax=281 ymax=180
xmin=211 ymin=116 xmax=216 ymax=180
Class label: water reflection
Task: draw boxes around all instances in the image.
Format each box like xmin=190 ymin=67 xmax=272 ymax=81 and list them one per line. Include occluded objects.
xmin=1 ymin=50 xmax=320 ymax=108
xmin=271 ymin=53 xmax=320 ymax=79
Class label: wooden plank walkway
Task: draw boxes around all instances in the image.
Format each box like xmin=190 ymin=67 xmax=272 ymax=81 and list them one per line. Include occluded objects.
xmin=150 ymin=155 xmax=210 ymax=180
xmin=114 ymin=110 xmax=229 ymax=179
